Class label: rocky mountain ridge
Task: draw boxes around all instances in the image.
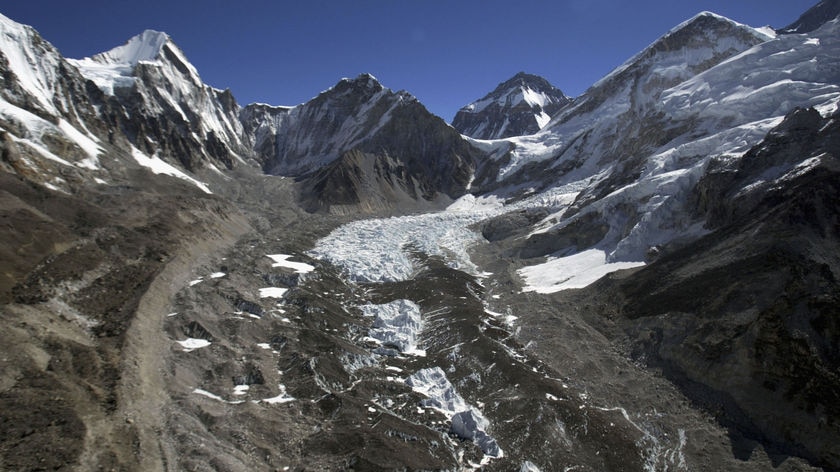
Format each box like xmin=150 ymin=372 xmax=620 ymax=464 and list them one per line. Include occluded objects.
xmin=0 ymin=19 xmax=478 ymax=212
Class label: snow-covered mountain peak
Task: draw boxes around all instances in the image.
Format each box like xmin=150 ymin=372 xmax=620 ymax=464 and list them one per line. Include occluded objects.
xmin=248 ymin=73 xmax=432 ymax=177
xmin=70 ymin=29 xmax=203 ymax=96
xmin=64 ymin=27 xmax=251 ymax=176
xmin=453 ymin=72 xmax=570 ymax=139
xmin=341 ymin=72 xmax=380 ymax=85
xmin=469 ymin=72 xmax=565 ymax=112
xmin=588 ymin=10 xmax=772 ymax=93
xmin=90 ymin=29 xmax=171 ymax=66
xmin=332 ymin=73 xmax=387 ymax=97
xmin=676 ymin=10 xmax=775 ymax=41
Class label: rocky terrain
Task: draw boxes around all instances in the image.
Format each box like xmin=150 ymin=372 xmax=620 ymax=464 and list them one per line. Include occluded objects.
xmin=1 ymin=1 xmax=840 ymax=471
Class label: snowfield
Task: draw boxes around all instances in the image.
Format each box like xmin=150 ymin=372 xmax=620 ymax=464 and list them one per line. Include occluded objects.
xmin=518 ymin=249 xmax=645 ymax=293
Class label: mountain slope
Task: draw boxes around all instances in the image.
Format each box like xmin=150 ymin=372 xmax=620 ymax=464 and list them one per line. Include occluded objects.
xmin=474 ymin=7 xmax=840 ymax=469
xmin=612 ymin=106 xmax=840 ymax=468
xmin=244 ymin=74 xmax=481 ymax=213
xmin=478 ymin=10 xmax=839 ymax=265
xmin=452 ymin=72 xmax=571 ymax=139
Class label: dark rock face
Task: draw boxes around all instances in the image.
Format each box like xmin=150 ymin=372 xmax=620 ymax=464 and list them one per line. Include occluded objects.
xmin=614 ymin=107 xmax=840 ymax=469
xmin=452 ymin=72 xmax=571 ymax=139
xmin=479 ymin=207 xmax=550 ymax=242
xmin=246 ymin=74 xmax=481 ymax=213
xmin=239 ymin=102 xmax=292 ymax=169
xmin=778 ymin=0 xmax=840 ymax=34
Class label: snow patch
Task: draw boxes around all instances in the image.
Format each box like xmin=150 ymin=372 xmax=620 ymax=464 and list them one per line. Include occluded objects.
xmin=266 ymin=254 xmax=315 ymax=274
xmin=131 ymin=147 xmax=212 ymax=194
xmin=260 ymin=385 xmax=295 ymax=404
xmin=518 ymin=249 xmax=645 ymax=293
xmin=177 ymin=338 xmax=211 ymax=352
xmin=520 ymin=461 xmax=543 ymax=472
xmin=259 ymin=287 xmax=288 ymax=298
xmin=192 ymin=388 xmax=244 ymax=404
xmin=485 ymin=308 xmax=518 ymax=327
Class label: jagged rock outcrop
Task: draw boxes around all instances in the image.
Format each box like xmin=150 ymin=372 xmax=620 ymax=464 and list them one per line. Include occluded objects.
xmin=452 ymin=72 xmax=570 ymax=139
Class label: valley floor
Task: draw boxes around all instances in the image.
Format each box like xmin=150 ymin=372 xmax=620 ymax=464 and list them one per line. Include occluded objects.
xmin=0 ymin=170 xmax=828 ymax=471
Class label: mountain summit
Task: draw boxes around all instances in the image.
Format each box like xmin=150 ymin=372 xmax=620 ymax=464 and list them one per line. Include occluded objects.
xmin=452 ymin=72 xmax=570 ymax=140
xmin=89 ymin=29 xmax=173 ymax=66
xmin=243 ymin=73 xmax=479 ymax=213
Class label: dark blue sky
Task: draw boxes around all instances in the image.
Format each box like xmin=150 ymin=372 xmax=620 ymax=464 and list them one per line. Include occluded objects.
xmin=3 ymin=1 xmax=816 ymax=121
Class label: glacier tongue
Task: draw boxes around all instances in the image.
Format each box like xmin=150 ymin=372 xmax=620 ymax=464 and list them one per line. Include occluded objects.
xmin=405 ymin=367 xmax=502 ymax=458
xmin=308 ymin=205 xmax=496 ymax=283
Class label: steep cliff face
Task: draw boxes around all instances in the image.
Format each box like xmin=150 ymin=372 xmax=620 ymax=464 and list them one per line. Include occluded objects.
xmin=613 ymin=107 xmax=840 ymax=468
xmin=71 ymin=30 xmax=253 ymax=172
xmin=452 ymin=72 xmax=571 ymax=140
xmin=245 ymin=74 xmax=480 ymax=213
xmin=0 ymin=13 xmax=111 ymax=190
